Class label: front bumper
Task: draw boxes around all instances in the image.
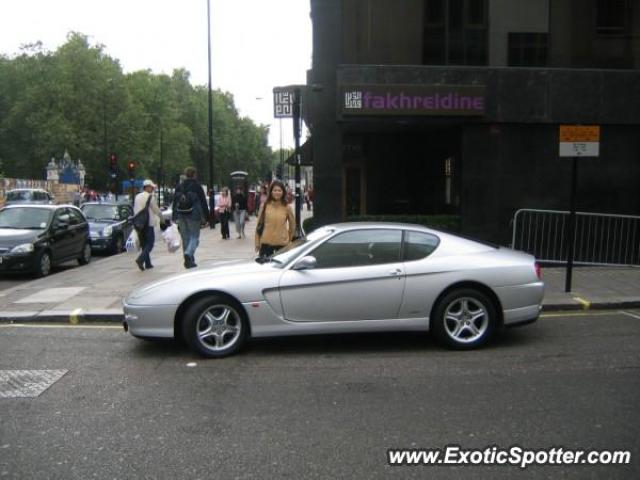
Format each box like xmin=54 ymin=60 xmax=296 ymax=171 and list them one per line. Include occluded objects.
xmin=90 ymin=237 xmax=114 ymax=251
xmin=122 ymin=300 xmax=179 ymax=338
xmin=0 ymin=251 xmax=37 ymax=273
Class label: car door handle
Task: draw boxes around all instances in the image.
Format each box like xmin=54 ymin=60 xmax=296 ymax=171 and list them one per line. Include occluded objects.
xmin=388 ymin=269 xmax=402 ymax=276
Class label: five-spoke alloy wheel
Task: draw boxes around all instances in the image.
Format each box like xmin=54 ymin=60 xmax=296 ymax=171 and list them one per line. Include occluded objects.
xmin=433 ymin=288 xmax=496 ymax=349
xmin=182 ymin=295 xmax=247 ymax=358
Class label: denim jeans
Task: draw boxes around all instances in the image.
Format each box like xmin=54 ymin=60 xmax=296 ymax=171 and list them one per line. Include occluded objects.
xmin=136 ymin=226 xmax=155 ymax=268
xmin=234 ymin=210 xmax=247 ymax=236
xmin=177 ymin=216 xmax=201 ymax=257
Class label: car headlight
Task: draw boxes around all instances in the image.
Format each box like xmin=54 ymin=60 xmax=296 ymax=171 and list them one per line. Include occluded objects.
xmin=102 ymin=225 xmax=113 ymax=237
xmin=10 ymin=243 xmax=35 ymax=254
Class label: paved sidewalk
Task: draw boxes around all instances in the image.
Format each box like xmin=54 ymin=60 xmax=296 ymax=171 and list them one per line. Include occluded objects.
xmin=0 ymin=215 xmax=639 ymax=323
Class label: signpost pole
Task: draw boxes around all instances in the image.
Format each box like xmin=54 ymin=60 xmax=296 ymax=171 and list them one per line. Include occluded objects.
xmin=292 ymin=87 xmax=302 ymax=238
xmin=565 ymin=156 xmax=578 ymax=292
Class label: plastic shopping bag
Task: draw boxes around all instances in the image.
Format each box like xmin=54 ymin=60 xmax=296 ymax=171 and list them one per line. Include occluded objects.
xmin=162 ymin=224 xmax=181 ymax=253
xmin=125 ymin=229 xmax=140 ymax=252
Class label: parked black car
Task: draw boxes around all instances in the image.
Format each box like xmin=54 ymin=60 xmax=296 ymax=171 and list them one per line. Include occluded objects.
xmin=0 ymin=204 xmax=91 ymax=277
xmin=81 ymin=202 xmax=133 ymax=254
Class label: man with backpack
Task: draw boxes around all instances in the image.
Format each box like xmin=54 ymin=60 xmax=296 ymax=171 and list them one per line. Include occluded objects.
xmin=133 ymin=179 xmax=163 ymax=271
xmin=172 ymin=166 xmax=210 ymax=269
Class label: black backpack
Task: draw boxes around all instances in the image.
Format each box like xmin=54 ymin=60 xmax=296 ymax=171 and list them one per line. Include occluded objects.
xmin=176 ymin=188 xmax=196 ymax=214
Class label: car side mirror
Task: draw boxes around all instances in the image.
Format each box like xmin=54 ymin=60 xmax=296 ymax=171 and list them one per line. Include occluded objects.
xmin=292 ymin=255 xmax=317 ymax=271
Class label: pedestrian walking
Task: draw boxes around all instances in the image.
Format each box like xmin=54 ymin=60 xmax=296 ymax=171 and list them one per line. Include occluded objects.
xmin=232 ymin=186 xmax=248 ymax=239
xmin=216 ymin=186 xmax=232 ymax=239
xmin=255 ymin=180 xmax=296 ymax=258
xmin=208 ymin=189 xmax=216 ymax=229
xmin=133 ymin=179 xmax=163 ymax=271
xmin=172 ymin=167 xmax=209 ymax=269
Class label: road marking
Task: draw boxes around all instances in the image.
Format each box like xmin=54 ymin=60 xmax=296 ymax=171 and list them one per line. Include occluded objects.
xmin=540 ymin=311 xmax=622 ymax=318
xmin=0 ymin=324 xmax=122 ymax=330
xmin=572 ymin=296 xmax=591 ymax=310
xmin=620 ymin=311 xmax=640 ymax=320
xmin=69 ymin=308 xmax=83 ymax=325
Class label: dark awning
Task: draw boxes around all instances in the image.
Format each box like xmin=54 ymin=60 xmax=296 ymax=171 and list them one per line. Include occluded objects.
xmin=285 ymin=139 xmax=313 ymax=166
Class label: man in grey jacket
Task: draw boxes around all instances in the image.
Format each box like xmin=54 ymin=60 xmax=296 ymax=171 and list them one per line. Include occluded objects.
xmin=133 ymin=179 xmax=163 ymax=271
xmin=172 ymin=167 xmax=209 ymax=268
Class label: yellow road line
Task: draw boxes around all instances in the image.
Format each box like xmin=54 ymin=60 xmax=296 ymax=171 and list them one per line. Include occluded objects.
xmin=540 ymin=311 xmax=620 ymax=318
xmin=0 ymin=323 xmax=122 ymax=329
xmin=69 ymin=308 xmax=83 ymax=325
xmin=572 ymin=296 xmax=591 ymax=310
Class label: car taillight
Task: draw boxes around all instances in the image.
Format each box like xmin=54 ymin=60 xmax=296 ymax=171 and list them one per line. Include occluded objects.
xmin=534 ymin=262 xmax=542 ymax=280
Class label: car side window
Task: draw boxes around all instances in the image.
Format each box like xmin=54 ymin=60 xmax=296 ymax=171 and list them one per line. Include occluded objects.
xmin=310 ymin=229 xmax=402 ymax=269
xmin=403 ymin=231 xmax=440 ymax=261
xmin=68 ymin=208 xmax=84 ymax=225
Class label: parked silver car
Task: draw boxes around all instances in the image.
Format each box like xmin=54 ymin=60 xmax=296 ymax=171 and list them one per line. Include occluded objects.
xmin=123 ymin=223 xmax=544 ymax=357
xmin=4 ymin=189 xmax=54 ymax=206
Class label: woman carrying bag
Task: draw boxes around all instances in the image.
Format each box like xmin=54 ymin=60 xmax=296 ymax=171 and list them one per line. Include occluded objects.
xmin=216 ymin=186 xmax=232 ymax=240
xmin=255 ymin=180 xmax=296 ymax=258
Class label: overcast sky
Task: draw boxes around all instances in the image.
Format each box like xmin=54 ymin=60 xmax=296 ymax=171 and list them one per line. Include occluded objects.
xmin=0 ymin=0 xmax=312 ymax=149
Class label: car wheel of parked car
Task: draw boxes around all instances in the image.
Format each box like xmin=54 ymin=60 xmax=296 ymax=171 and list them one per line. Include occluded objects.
xmin=78 ymin=243 xmax=92 ymax=265
xmin=181 ymin=295 xmax=247 ymax=358
xmin=432 ymin=288 xmax=496 ymax=349
xmin=113 ymin=235 xmax=124 ymax=254
xmin=35 ymin=251 xmax=52 ymax=278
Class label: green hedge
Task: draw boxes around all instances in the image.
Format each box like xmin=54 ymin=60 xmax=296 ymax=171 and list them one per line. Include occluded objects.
xmin=303 ymin=215 xmax=461 ymax=233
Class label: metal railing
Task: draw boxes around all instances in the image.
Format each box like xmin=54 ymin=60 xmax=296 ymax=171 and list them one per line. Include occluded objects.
xmin=512 ymin=209 xmax=640 ymax=266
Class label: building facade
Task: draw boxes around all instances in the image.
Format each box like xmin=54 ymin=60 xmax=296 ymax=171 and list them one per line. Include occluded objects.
xmin=306 ymin=0 xmax=640 ymax=244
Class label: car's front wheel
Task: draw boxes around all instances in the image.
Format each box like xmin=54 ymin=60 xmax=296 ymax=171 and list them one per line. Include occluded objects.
xmin=78 ymin=242 xmax=91 ymax=265
xmin=112 ymin=235 xmax=124 ymax=254
xmin=34 ymin=250 xmax=52 ymax=278
xmin=181 ymin=295 xmax=247 ymax=358
xmin=432 ymin=288 xmax=497 ymax=349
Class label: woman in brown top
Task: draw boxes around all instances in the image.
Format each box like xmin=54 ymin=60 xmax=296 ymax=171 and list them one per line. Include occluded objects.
xmin=255 ymin=180 xmax=296 ymax=258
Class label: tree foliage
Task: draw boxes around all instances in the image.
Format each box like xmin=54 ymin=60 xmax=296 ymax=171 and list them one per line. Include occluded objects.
xmin=0 ymin=33 xmax=272 ymax=190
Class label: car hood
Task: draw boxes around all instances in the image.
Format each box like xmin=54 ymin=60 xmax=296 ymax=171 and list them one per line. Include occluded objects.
xmin=88 ymin=220 xmax=116 ymax=231
xmin=0 ymin=228 xmax=43 ymax=247
xmin=126 ymin=259 xmax=278 ymax=303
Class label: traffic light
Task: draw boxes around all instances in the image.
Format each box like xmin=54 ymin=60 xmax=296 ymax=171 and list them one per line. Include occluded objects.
xmin=109 ymin=153 xmax=117 ymax=169
xmin=127 ymin=160 xmax=135 ymax=178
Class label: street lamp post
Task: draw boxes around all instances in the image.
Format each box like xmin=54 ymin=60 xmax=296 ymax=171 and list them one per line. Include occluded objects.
xmin=207 ymin=0 xmax=215 ymax=194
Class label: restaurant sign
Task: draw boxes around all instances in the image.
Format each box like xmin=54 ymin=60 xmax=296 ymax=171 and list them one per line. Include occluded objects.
xmin=341 ymin=84 xmax=485 ymax=116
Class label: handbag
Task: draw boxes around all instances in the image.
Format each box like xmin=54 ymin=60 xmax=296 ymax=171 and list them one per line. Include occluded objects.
xmin=256 ymin=203 xmax=267 ymax=237
xmin=132 ymin=195 xmax=152 ymax=231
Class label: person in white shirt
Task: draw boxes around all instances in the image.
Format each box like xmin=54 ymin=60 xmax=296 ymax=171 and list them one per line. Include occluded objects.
xmin=133 ymin=179 xmax=163 ymax=271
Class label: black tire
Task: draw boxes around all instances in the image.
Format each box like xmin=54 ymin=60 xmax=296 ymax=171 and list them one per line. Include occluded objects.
xmin=34 ymin=250 xmax=52 ymax=278
xmin=112 ymin=235 xmax=124 ymax=254
xmin=78 ymin=242 xmax=91 ymax=265
xmin=181 ymin=295 xmax=248 ymax=358
xmin=432 ymin=288 xmax=497 ymax=350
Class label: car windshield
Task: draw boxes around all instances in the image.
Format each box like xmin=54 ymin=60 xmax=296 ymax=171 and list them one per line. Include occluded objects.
xmin=6 ymin=191 xmax=33 ymax=201
xmin=0 ymin=207 xmax=53 ymax=229
xmin=81 ymin=205 xmax=119 ymax=221
xmin=270 ymin=227 xmax=334 ymax=267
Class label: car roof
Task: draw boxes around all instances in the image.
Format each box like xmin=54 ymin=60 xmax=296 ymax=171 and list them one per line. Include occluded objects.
xmin=1 ymin=204 xmax=72 ymax=210
xmin=81 ymin=202 xmax=123 ymax=206
xmin=326 ymin=222 xmax=432 ymax=232
xmin=7 ymin=188 xmax=50 ymax=193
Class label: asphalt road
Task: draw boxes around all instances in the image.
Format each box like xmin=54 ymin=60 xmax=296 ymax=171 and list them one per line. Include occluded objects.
xmin=1 ymin=311 xmax=639 ymax=479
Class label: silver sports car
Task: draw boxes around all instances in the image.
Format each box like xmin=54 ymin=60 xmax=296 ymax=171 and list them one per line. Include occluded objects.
xmin=123 ymin=223 xmax=544 ymax=357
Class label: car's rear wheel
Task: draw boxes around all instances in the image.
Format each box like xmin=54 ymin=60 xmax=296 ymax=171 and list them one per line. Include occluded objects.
xmin=78 ymin=242 xmax=91 ymax=265
xmin=432 ymin=288 xmax=496 ymax=349
xmin=181 ymin=295 xmax=247 ymax=358
xmin=34 ymin=251 xmax=51 ymax=278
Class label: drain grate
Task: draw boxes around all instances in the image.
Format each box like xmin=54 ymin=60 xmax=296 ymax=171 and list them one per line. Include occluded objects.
xmin=0 ymin=370 xmax=67 ymax=398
